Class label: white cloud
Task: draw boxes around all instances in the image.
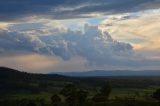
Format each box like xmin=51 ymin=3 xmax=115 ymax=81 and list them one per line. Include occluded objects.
xmin=100 ymin=9 xmax=160 ymax=50
xmin=0 ymin=22 xmax=11 ymax=30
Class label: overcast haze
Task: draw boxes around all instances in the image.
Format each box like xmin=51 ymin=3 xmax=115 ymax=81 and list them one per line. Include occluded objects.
xmin=0 ymin=0 xmax=160 ymax=73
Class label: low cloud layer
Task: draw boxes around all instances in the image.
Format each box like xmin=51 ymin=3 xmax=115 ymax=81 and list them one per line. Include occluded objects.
xmin=0 ymin=54 xmax=88 ymax=73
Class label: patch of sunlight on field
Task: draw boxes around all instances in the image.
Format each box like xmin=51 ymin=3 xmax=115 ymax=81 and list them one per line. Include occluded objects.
xmin=6 ymin=92 xmax=52 ymax=102
xmin=110 ymin=86 xmax=159 ymax=100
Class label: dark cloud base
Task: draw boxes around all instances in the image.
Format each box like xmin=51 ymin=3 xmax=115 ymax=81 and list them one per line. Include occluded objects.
xmin=0 ymin=0 xmax=159 ymax=21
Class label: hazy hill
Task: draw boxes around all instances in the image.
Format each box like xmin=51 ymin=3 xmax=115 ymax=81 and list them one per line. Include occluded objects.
xmin=1 ymin=67 xmax=160 ymax=96
xmin=0 ymin=67 xmax=71 ymax=95
xmin=0 ymin=67 xmax=108 ymax=95
xmin=0 ymin=67 xmax=69 ymax=81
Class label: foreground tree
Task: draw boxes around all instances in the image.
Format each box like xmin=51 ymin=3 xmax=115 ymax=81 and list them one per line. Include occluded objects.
xmin=60 ymin=84 xmax=77 ymax=106
xmin=153 ymin=88 xmax=160 ymax=100
xmin=60 ymin=84 xmax=76 ymax=97
xmin=39 ymin=98 xmax=45 ymax=106
xmin=51 ymin=94 xmax=61 ymax=106
xmin=100 ymin=84 xmax=112 ymax=98
xmin=60 ymin=84 xmax=89 ymax=106
xmin=93 ymin=84 xmax=112 ymax=103
xmin=76 ymin=90 xmax=88 ymax=106
xmin=27 ymin=101 xmax=37 ymax=106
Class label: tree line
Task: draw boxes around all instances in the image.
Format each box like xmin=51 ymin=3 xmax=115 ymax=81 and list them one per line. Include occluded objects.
xmin=1 ymin=83 xmax=160 ymax=106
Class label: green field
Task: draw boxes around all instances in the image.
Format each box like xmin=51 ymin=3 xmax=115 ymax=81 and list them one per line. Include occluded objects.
xmin=3 ymin=86 xmax=159 ymax=100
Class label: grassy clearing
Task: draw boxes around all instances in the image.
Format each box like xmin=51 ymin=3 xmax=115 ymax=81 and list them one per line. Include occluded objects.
xmin=110 ymin=86 xmax=160 ymax=99
xmin=4 ymin=92 xmax=52 ymax=102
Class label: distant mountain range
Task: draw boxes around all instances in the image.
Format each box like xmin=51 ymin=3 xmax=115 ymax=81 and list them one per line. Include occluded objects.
xmin=1 ymin=66 xmax=160 ymax=77
xmin=52 ymin=70 xmax=160 ymax=77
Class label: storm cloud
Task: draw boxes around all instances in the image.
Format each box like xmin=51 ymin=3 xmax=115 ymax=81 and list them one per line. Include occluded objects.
xmin=0 ymin=24 xmax=135 ymax=66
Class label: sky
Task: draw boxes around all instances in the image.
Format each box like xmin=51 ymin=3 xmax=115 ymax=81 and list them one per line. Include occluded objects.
xmin=0 ymin=0 xmax=160 ymax=73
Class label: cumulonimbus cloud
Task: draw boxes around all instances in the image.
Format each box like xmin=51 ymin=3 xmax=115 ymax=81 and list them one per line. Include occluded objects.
xmin=0 ymin=24 xmax=135 ymax=66
xmin=0 ymin=24 xmax=160 ymax=71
